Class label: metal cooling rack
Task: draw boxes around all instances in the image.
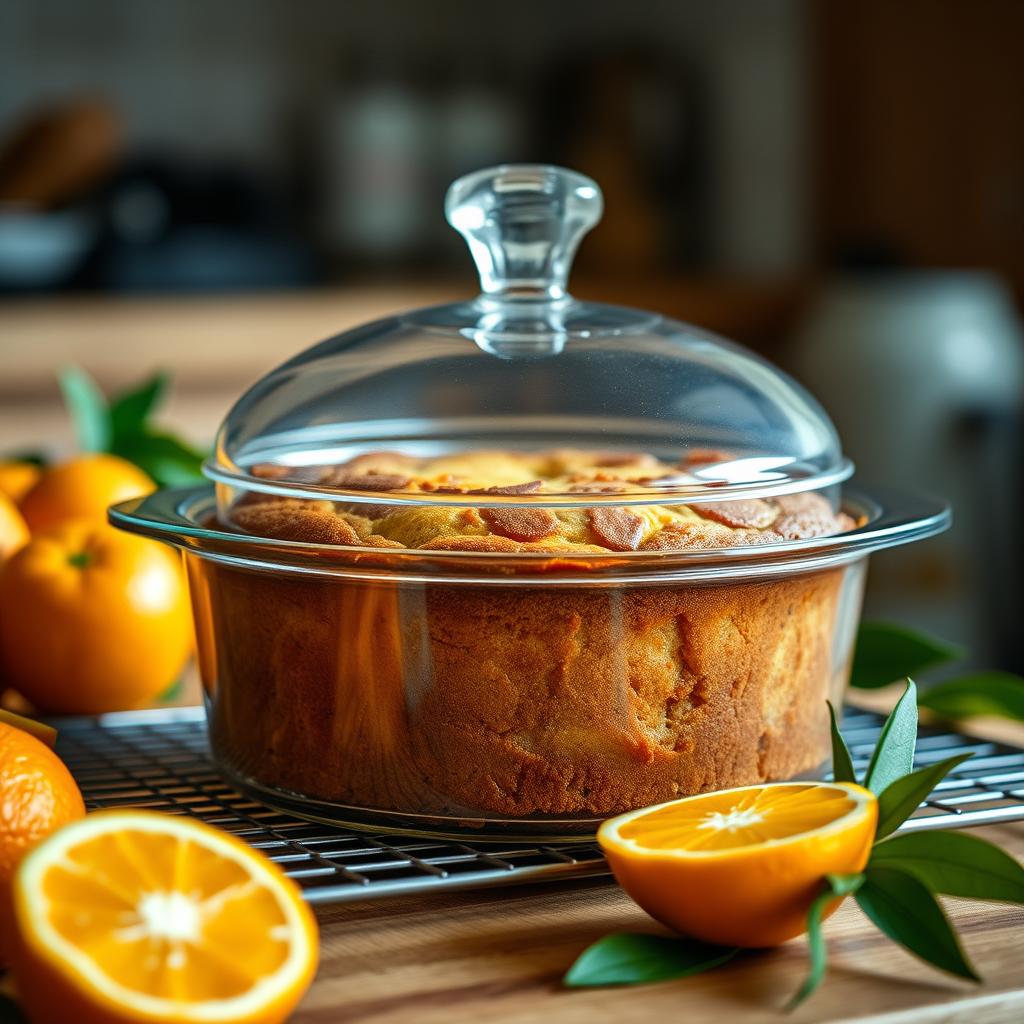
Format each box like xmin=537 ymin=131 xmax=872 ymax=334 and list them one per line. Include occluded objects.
xmin=52 ymin=707 xmax=1024 ymax=906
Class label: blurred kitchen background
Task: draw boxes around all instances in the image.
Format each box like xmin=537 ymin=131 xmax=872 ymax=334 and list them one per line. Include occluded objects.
xmin=1 ymin=0 xmax=1021 ymax=672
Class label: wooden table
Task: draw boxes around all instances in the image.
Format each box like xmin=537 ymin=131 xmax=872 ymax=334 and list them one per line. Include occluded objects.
xmin=289 ymin=820 xmax=1024 ymax=1024
xmin=294 ymin=824 xmax=1024 ymax=1024
xmin=293 ymin=693 xmax=1024 ymax=1023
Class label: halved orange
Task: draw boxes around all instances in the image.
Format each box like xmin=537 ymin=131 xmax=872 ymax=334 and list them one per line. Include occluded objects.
xmin=599 ymin=782 xmax=877 ymax=948
xmin=10 ymin=810 xmax=318 ymax=1024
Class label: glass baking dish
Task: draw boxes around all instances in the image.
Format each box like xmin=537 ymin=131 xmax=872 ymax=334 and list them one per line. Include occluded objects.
xmin=112 ymin=484 xmax=946 ymax=840
xmin=110 ymin=165 xmax=950 ymax=840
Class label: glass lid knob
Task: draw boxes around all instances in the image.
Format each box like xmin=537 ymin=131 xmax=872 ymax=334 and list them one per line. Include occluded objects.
xmin=446 ymin=164 xmax=603 ymax=301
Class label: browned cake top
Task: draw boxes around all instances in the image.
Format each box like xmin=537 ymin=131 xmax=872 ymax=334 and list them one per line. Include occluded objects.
xmin=227 ymin=449 xmax=856 ymax=553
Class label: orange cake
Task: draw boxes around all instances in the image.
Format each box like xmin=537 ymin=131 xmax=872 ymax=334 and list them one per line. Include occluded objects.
xmin=186 ymin=448 xmax=862 ymax=828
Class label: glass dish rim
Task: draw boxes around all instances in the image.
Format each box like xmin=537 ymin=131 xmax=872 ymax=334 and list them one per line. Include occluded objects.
xmin=109 ymin=483 xmax=950 ymax=586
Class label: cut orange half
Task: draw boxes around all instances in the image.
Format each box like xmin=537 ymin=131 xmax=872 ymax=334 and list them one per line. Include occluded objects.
xmin=10 ymin=810 xmax=318 ymax=1024
xmin=599 ymin=782 xmax=877 ymax=948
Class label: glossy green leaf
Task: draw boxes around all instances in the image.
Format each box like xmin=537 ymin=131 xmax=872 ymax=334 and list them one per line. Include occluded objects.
xmin=114 ymin=431 xmax=206 ymax=487
xmin=856 ymin=866 xmax=980 ymax=981
xmin=58 ymin=365 xmax=111 ymax=453
xmin=786 ymin=873 xmax=864 ymax=1010
xmin=864 ymin=680 xmax=918 ymax=796
xmin=828 ymin=701 xmax=857 ymax=784
xmin=851 ymin=622 xmax=962 ymax=690
xmin=871 ymin=830 xmax=1024 ymax=903
xmin=157 ymin=676 xmax=185 ymax=704
xmin=0 ymin=450 xmax=48 ymax=467
xmin=875 ymin=753 xmax=974 ymax=840
xmin=110 ymin=371 xmax=168 ymax=438
xmin=919 ymin=672 xmax=1024 ymax=724
xmin=564 ymin=932 xmax=739 ymax=988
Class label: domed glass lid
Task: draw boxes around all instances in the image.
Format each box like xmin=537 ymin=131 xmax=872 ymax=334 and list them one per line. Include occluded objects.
xmin=207 ymin=165 xmax=851 ymax=508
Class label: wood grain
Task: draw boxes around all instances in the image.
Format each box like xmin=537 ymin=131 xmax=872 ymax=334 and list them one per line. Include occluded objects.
xmin=289 ymin=823 xmax=1024 ymax=1023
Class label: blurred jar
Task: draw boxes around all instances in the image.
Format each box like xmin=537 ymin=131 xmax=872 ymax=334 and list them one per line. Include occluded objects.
xmin=791 ymin=271 xmax=1024 ymax=669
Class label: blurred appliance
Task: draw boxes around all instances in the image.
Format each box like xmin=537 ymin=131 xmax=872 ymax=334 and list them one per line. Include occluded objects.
xmin=85 ymin=158 xmax=318 ymax=292
xmin=791 ymin=272 xmax=1024 ymax=670
xmin=320 ymin=57 xmax=433 ymax=264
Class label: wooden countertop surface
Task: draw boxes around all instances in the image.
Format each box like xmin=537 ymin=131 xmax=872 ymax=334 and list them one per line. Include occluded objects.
xmin=2 ymin=290 xmax=1021 ymax=1021
xmin=293 ymin=691 xmax=1024 ymax=1023
xmin=295 ymin=825 xmax=1024 ymax=1024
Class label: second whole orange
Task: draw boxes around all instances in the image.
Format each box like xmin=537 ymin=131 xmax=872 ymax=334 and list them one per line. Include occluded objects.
xmin=0 ymin=521 xmax=193 ymax=714
xmin=19 ymin=454 xmax=152 ymax=534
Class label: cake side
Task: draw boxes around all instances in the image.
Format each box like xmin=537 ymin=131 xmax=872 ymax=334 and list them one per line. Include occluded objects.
xmin=195 ymin=559 xmax=856 ymax=820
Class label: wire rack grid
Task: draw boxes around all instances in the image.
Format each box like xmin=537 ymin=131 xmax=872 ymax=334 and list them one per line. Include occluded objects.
xmin=52 ymin=706 xmax=1024 ymax=906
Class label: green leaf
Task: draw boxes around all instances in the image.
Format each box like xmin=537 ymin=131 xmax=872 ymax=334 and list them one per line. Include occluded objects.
xmin=0 ymin=449 xmax=48 ymax=467
xmin=851 ymin=622 xmax=962 ymax=690
xmin=919 ymin=672 xmax=1024 ymax=724
xmin=864 ymin=680 xmax=918 ymax=796
xmin=113 ymin=432 xmax=206 ymax=488
xmin=58 ymin=365 xmax=111 ymax=453
xmin=856 ymin=865 xmax=980 ymax=982
xmin=786 ymin=873 xmax=864 ymax=1010
xmin=828 ymin=701 xmax=857 ymax=784
xmin=157 ymin=675 xmax=185 ymax=704
xmin=564 ymin=932 xmax=739 ymax=988
xmin=875 ymin=753 xmax=974 ymax=840
xmin=871 ymin=830 xmax=1024 ymax=903
xmin=109 ymin=371 xmax=168 ymax=439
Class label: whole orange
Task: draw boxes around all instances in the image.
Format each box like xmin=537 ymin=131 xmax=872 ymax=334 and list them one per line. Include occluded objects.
xmin=0 ymin=721 xmax=85 ymax=963
xmin=19 ymin=453 xmax=152 ymax=534
xmin=0 ymin=521 xmax=192 ymax=714
xmin=0 ymin=461 xmax=41 ymax=505
xmin=0 ymin=493 xmax=29 ymax=562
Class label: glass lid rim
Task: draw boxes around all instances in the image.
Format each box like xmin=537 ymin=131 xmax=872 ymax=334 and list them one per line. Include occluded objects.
xmin=109 ymin=482 xmax=950 ymax=574
xmin=201 ymin=457 xmax=857 ymax=508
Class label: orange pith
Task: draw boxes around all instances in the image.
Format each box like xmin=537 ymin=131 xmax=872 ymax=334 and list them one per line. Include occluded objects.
xmin=599 ymin=782 xmax=877 ymax=948
xmin=11 ymin=810 xmax=318 ymax=1024
xmin=617 ymin=783 xmax=860 ymax=851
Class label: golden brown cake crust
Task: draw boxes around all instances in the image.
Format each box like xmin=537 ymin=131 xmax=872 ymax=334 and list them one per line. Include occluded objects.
xmin=225 ymin=449 xmax=855 ymax=554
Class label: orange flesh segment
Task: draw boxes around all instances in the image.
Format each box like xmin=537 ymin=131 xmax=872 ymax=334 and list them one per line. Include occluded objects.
xmin=40 ymin=830 xmax=292 ymax=1001
xmin=618 ymin=784 xmax=859 ymax=851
